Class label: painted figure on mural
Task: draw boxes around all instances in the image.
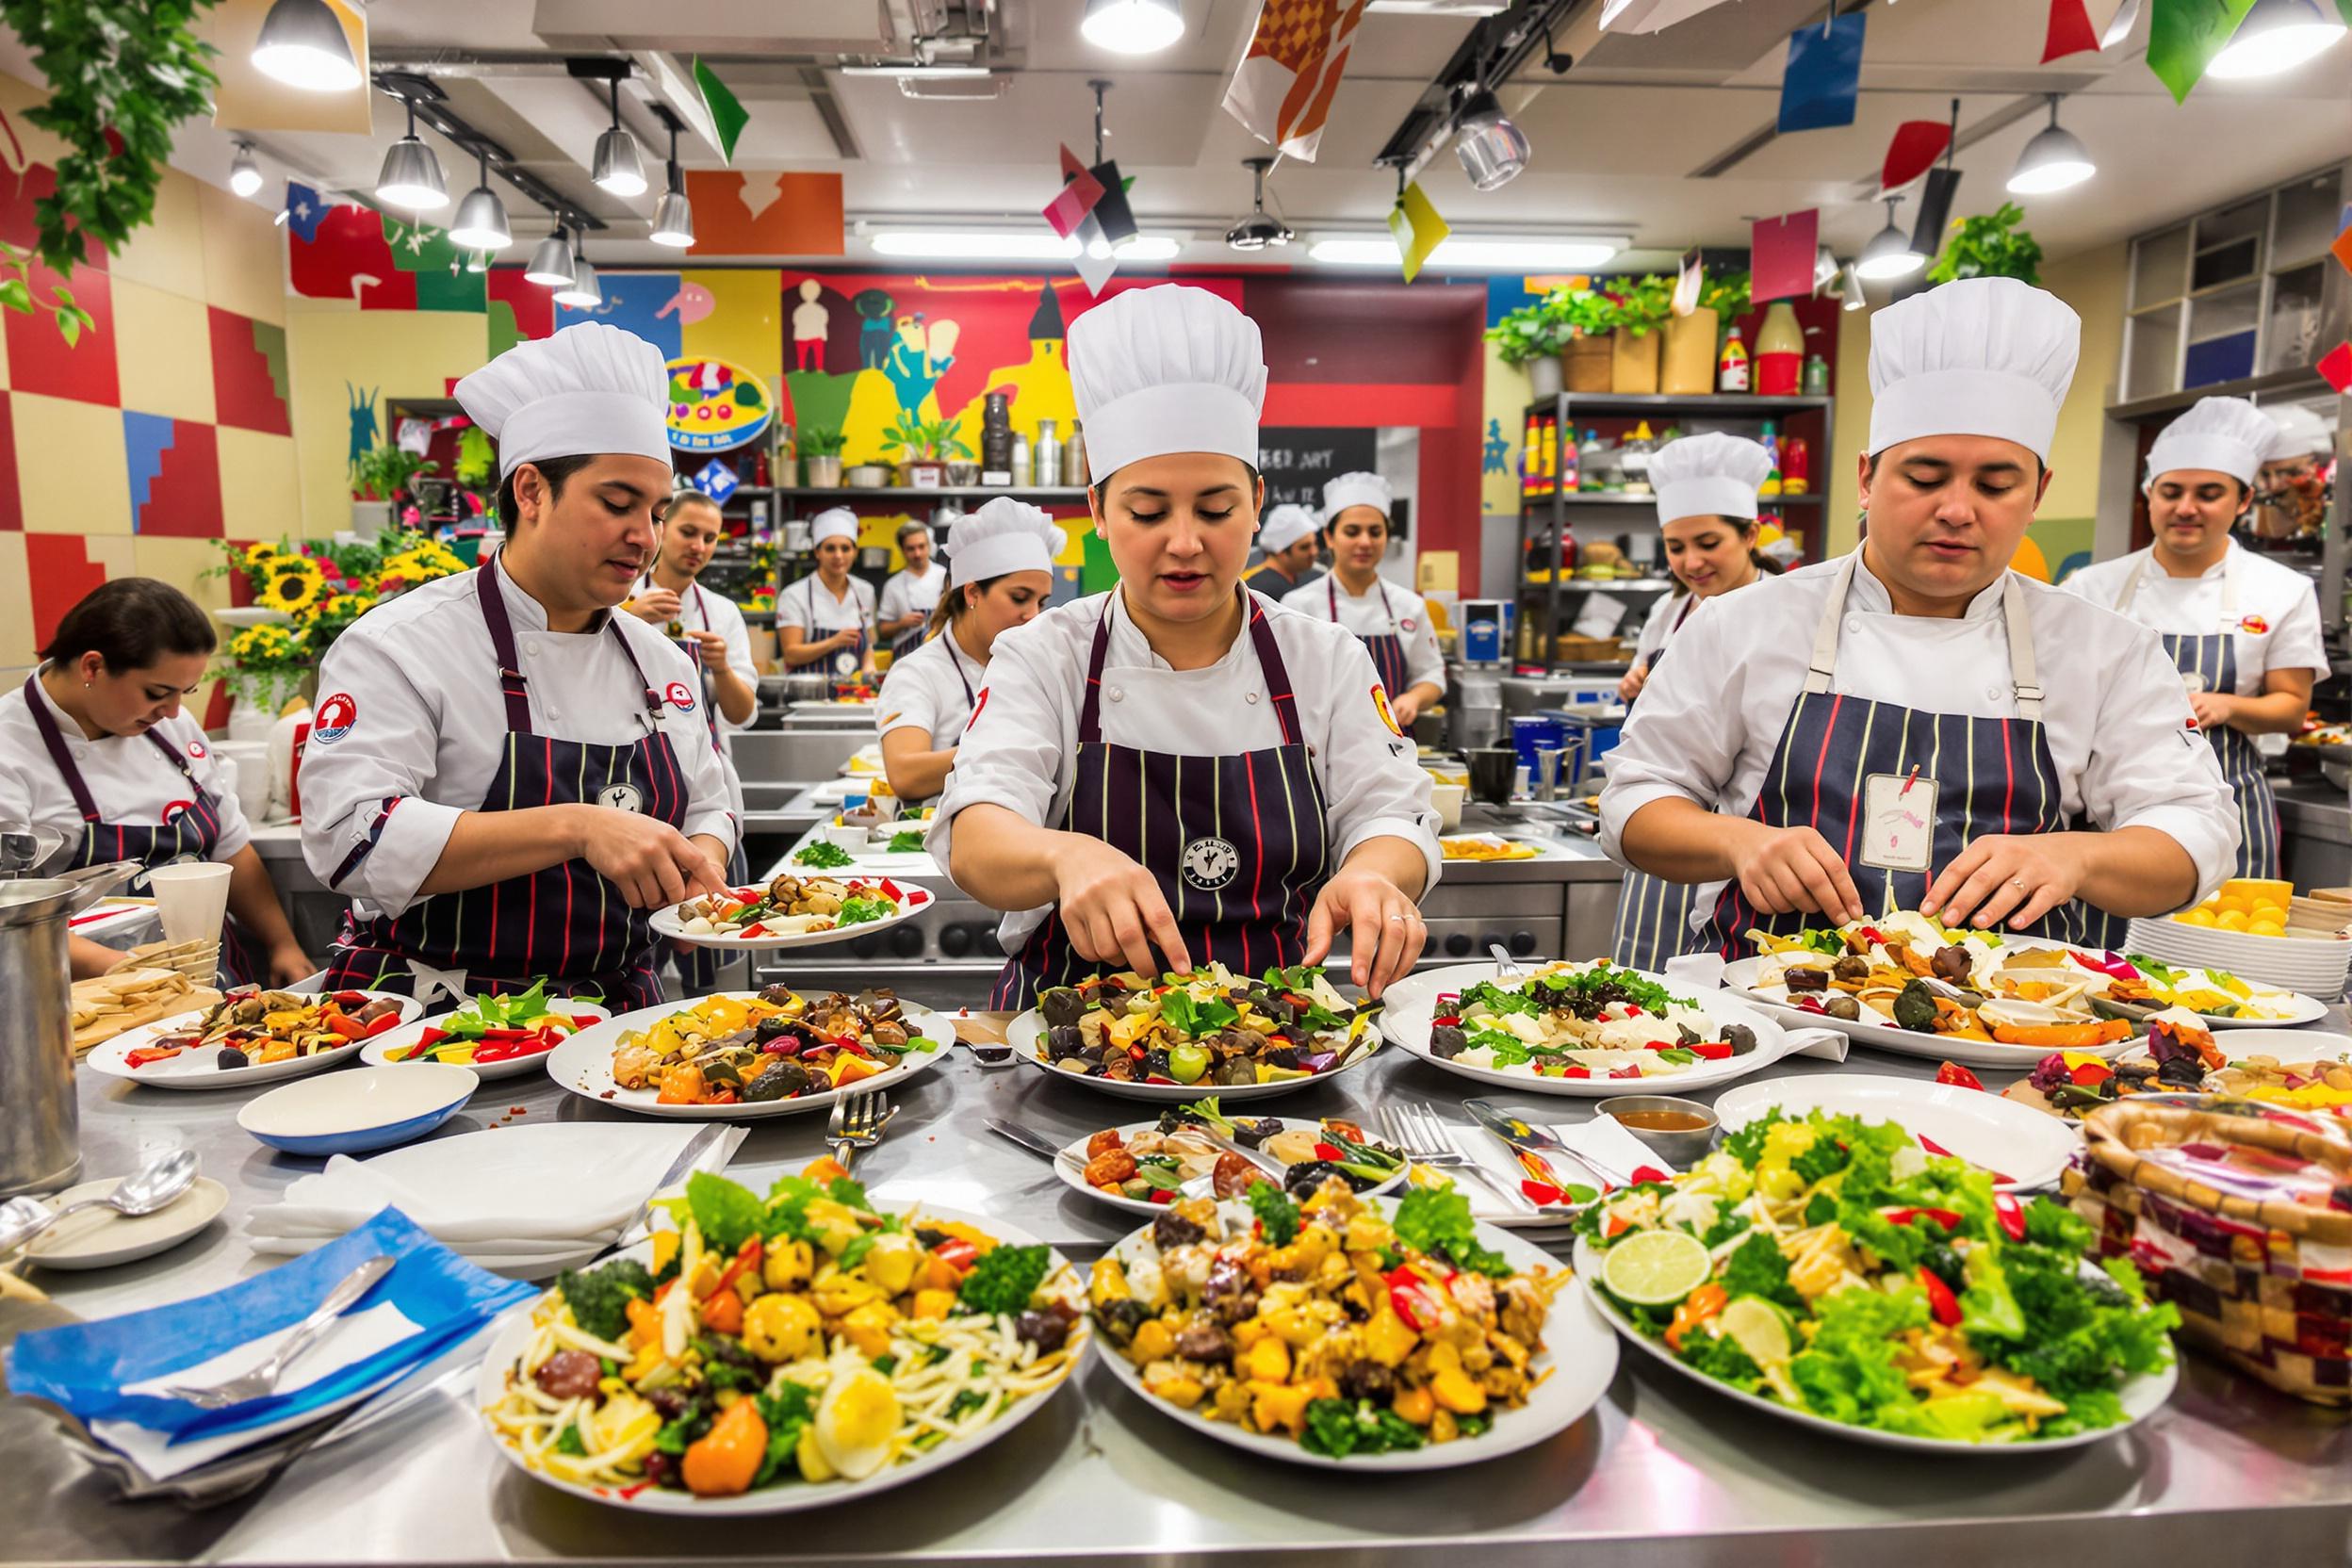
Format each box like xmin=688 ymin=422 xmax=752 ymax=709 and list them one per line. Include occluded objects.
xmin=854 ymin=288 xmax=895 ymax=370
xmin=1482 ymin=417 xmax=1511 ymax=475
xmin=658 ymin=279 xmax=716 ymax=327
xmin=792 ymin=279 xmax=830 ymax=372
xmin=345 ymin=384 xmax=379 ymax=480
xmin=884 ymin=313 xmax=959 ymax=416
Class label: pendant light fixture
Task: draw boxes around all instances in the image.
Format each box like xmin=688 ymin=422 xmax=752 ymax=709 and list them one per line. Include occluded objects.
xmin=526 ymin=223 xmax=577 ymax=286
xmin=1224 ymin=157 xmax=1293 ymax=251
xmin=648 ymin=115 xmax=694 ymax=248
xmin=591 ymin=78 xmax=647 ymax=199
xmin=252 ymin=0 xmax=361 ymax=92
xmin=2207 ymin=0 xmax=2346 ymax=77
xmin=374 ymin=99 xmax=449 ymax=213
xmin=1839 ymin=260 xmax=1868 ymax=312
xmin=1453 ymin=83 xmax=1530 ymax=191
xmin=1080 ymin=0 xmax=1185 ymax=54
xmin=1812 ymin=244 xmax=1838 ymax=292
xmin=1856 ymin=196 xmax=1926 ymax=280
xmin=552 ymin=243 xmax=601 ymax=308
xmin=228 ymin=141 xmax=264 ymax=199
xmin=2005 ymin=94 xmax=2096 ymax=195
xmin=447 ymin=146 xmax=512 ymax=251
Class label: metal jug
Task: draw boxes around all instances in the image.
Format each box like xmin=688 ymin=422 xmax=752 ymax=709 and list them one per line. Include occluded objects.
xmin=1 ymin=860 xmax=139 ymax=1196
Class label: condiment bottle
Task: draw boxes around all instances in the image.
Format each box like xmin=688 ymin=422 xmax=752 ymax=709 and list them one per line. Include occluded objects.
xmin=1620 ymin=421 xmax=1656 ymax=497
xmin=1009 ymin=431 xmax=1031 ymax=488
xmin=1034 ymin=418 xmax=1061 ymax=491
xmin=1782 ymin=435 xmax=1810 ymax=495
xmin=1064 ymin=420 xmax=1088 ymax=486
xmin=1757 ymin=420 xmax=1782 ymax=498
xmin=1717 ymin=326 xmax=1750 ymax=393
xmin=1801 ymin=351 xmax=1829 ymax=396
xmin=1756 ymin=302 xmax=1803 ymax=396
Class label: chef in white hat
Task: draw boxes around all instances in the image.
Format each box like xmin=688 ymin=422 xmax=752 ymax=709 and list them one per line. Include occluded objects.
xmin=877 ymin=498 xmax=1061 ymax=802
xmin=2063 ymin=396 xmax=2325 ymax=882
xmin=2257 ymin=402 xmax=2335 ymax=542
xmin=778 ymin=507 xmax=879 ymax=681
xmin=1601 ymin=278 xmax=2237 ymax=956
xmin=1244 ymin=502 xmax=1323 ymax=598
xmin=1609 ymin=432 xmax=1779 ymax=972
xmin=931 ymin=285 xmax=1439 ymax=1004
xmin=301 ymin=322 xmax=736 ymax=1009
xmin=1282 ymin=471 xmax=1446 ymax=730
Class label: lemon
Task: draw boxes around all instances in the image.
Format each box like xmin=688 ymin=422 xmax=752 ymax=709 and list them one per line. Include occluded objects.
xmin=1601 ymin=1229 xmax=1714 ymax=1307
xmin=2216 ymin=909 xmax=2250 ymax=932
xmin=2248 ymin=919 xmax=2287 ymax=938
xmin=2216 ymin=893 xmax=2253 ymax=917
xmin=2253 ymin=903 xmax=2290 ymax=925
xmin=2178 ymin=908 xmax=2219 ymax=928
xmin=1718 ymin=1296 xmax=1794 ymax=1367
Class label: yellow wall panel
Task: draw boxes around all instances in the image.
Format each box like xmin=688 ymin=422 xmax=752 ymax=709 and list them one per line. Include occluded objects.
xmin=2039 ymin=241 xmax=2129 ymax=524
xmin=0 ymin=532 xmax=28 ymax=668
xmin=83 ymin=533 xmax=138 ymax=578
xmin=110 ymin=169 xmax=209 ymax=302
xmin=112 ymin=278 xmax=218 ymax=424
xmin=133 ymin=534 xmax=236 ymax=613
xmin=14 ymin=392 xmax=129 ymax=534
xmin=285 ymin=302 xmax=486 ymax=534
xmin=216 ymin=425 xmax=303 ymax=542
xmin=679 ymin=269 xmax=783 ymax=393
xmin=199 ymin=181 xmax=287 ymax=327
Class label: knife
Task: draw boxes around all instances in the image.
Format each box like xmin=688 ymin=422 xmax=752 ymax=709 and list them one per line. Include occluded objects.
xmin=987 ymin=1118 xmax=1084 ymax=1171
xmin=1461 ymin=1098 xmax=1634 ymax=1192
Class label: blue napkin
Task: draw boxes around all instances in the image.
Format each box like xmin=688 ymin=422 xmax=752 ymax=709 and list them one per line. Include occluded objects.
xmin=6 ymin=1207 xmax=534 ymax=1446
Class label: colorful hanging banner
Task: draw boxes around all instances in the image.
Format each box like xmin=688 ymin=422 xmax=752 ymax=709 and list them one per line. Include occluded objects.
xmin=1880 ymin=120 xmax=1952 ymax=195
xmin=694 ymin=57 xmax=749 ymax=164
xmin=1042 ymin=145 xmax=1104 ymax=238
xmin=1388 ymin=181 xmax=1449 ymax=284
xmin=1221 ymin=0 xmax=1368 ymax=162
xmin=2043 ymin=0 xmax=2102 ymax=61
xmin=1778 ymin=12 xmax=1865 ymax=134
xmin=1751 ymin=209 xmax=1820 ymax=302
xmin=2147 ymin=0 xmax=2257 ymax=103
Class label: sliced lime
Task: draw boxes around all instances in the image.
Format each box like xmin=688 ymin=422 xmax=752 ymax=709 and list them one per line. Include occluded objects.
xmin=1601 ymin=1229 xmax=1714 ymax=1307
xmin=1718 ymin=1296 xmax=1793 ymax=1366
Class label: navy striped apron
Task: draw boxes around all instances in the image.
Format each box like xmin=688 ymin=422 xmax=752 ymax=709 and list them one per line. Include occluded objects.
xmin=22 ymin=676 xmax=259 ymax=986
xmin=988 ymin=589 xmax=1331 ymax=1010
xmin=318 ymin=554 xmax=690 ymax=1011
xmin=888 ymin=568 xmax=943 ymax=661
xmin=1612 ymin=595 xmax=1705 ymax=971
xmin=1693 ymin=556 xmax=2100 ymax=959
xmin=1329 ymin=576 xmax=1411 ymax=699
xmin=803 ymin=576 xmax=870 ymax=679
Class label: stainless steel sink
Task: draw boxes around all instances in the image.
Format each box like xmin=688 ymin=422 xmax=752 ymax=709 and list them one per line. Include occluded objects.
xmin=730 ymin=727 xmax=866 ymax=784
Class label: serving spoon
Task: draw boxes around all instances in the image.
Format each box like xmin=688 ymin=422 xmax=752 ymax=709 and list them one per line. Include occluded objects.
xmin=0 ymin=1147 xmax=199 ymax=1255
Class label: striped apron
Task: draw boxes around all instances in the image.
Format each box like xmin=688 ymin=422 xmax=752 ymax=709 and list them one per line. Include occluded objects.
xmin=888 ymin=568 xmax=944 ymax=661
xmin=1611 ymin=596 xmax=1705 ymax=971
xmin=22 ymin=677 xmax=259 ymax=987
xmin=988 ymin=589 xmax=1331 ymax=1010
xmin=1330 ymin=576 xmax=1411 ymax=699
xmin=803 ymin=576 xmax=870 ymax=679
xmin=318 ymin=554 xmax=690 ymax=1011
xmin=1693 ymin=555 xmax=2100 ymax=959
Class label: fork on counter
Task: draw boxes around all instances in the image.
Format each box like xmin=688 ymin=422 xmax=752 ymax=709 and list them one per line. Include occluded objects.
xmin=827 ymin=1090 xmax=897 ymax=1173
xmin=162 ymin=1255 xmax=395 ymax=1411
xmin=1380 ymin=1102 xmax=1549 ymax=1217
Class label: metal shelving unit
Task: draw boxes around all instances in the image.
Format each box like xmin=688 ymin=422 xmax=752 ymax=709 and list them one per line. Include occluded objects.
xmin=1518 ymin=391 xmax=1835 ymax=670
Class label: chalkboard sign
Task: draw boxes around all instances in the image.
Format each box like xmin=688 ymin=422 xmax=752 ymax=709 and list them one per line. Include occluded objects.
xmin=1257 ymin=427 xmax=1403 ymax=533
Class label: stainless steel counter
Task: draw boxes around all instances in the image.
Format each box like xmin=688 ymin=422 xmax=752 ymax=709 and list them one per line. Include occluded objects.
xmin=2278 ymin=776 xmax=2352 ymax=890
xmin=8 ymin=1012 xmax=2350 ymax=1565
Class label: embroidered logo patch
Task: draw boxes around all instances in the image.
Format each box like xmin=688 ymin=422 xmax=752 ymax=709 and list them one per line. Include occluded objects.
xmin=313 ymin=692 xmax=357 ymax=744
xmin=2238 ymin=613 xmax=2270 ymax=633
xmin=597 ymin=782 xmax=645 ymax=813
xmin=1371 ymin=684 xmax=1402 ymax=737
xmin=187 ymin=740 xmax=207 ymax=760
xmin=663 ymin=681 xmax=696 ymax=712
xmin=161 ymin=798 xmax=195 ymax=824
xmin=1400 ymin=617 xmax=1418 ymax=634
xmin=1181 ymin=835 xmax=1240 ymax=892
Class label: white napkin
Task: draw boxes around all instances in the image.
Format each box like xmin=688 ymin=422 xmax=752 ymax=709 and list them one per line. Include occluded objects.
xmin=245 ymin=1123 xmax=742 ymax=1247
xmin=1553 ymin=1115 xmax=1675 ymax=1184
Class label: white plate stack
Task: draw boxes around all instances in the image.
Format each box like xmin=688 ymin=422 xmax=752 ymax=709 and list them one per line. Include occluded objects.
xmin=2121 ymin=916 xmax=2352 ymax=1001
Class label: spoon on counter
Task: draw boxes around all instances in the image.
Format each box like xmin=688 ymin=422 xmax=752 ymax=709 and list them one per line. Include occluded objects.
xmin=0 ymin=1147 xmax=199 ymax=1255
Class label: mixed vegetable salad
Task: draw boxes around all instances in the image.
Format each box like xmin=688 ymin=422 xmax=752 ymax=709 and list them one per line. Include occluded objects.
xmin=1424 ymin=961 xmax=1760 ymax=1081
xmin=1079 ymin=1099 xmax=1406 ymax=1203
xmin=1033 ymin=966 xmax=1374 ymax=1087
xmin=609 ymin=987 xmax=939 ymax=1106
xmin=386 ymin=981 xmax=593 ymax=1067
xmin=1577 ymin=1108 xmax=2178 ymax=1443
xmin=126 ymin=988 xmax=405 ymax=1071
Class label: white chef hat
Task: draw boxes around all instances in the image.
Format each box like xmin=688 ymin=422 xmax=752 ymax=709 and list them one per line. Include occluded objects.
xmin=809 ymin=507 xmax=860 ymax=547
xmin=1650 ymin=433 xmax=1773 ymax=523
xmin=2264 ymin=403 xmax=2333 ymax=464
xmin=1069 ymin=285 xmax=1266 ymax=478
xmin=455 ymin=321 xmax=671 ymax=481
xmin=2145 ymin=396 xmax=2278 ymax=487
xmin=946 ymin=497 xmax=1064 ymax=585
xmin=1866 ymin=277 xmax=2080 ymax=462
xmin=1321 ymin=471 xmax=1392 ymax=524
xmin=1257 ymin=503 xmax=1319 ymax=555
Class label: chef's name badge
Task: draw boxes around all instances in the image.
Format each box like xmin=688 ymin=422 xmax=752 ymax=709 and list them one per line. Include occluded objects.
xmin=1860 ymin=772 xmax=1936 ymax=873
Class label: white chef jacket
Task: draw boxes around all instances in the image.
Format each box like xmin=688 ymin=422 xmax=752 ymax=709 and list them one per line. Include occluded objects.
xmin=1280 ymin=576 xmax=1446 ymax=698
xmin=2060 ymin=542 xmax=2329 ymax=697
xmin=776 ymin=573 xmax=877 ymax=641
xmin=931 ymin=590 xmax=1444 ymax=952
xmin=876 ymin=629 xmax=984 ymax=745
xmin=1629 ymin=591 xmax=1697 ymax=667
xmin=0 ymin=675 xmax=252 ymax=863
xmin=1599 ymin=551 xmax=2241 ymax=927
xmin=878 ymin=563 xmax=947 ymax=631
xmin=631 ymin=573 xmax=760 ymax=735
xmin=300 ymin=565 xmax=738 ymax=921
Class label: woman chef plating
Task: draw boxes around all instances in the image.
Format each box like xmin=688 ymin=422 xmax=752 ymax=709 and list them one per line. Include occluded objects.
xmin=1601 ymin=278 xmax=2238 ymax=954
xmin=2063 ymin=396 xmax=2326 ymax=881
xmin=1283 ymin=472 xmax=1446 ymax=732
xmin=301 ymin=323 xmax=737 ymax=1007
xmin=1608 ymin=432 xmax=1776 ymax=971
xmin=931 ymin=286 xmax=1440 ymax=1005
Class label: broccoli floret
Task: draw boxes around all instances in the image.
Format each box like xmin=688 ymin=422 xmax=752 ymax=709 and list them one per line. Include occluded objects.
xmin=555 ymin=1257 xmax=655 ymax=1342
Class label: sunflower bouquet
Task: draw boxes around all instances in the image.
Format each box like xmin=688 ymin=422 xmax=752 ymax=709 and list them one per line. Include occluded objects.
xmin=223 ymin=623 xmax=313 ymax=709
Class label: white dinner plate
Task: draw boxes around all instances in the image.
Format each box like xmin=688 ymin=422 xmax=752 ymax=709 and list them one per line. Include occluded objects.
xmin=83 ymin=990 xmax=424 ymax=1091
xmin=544 ymin=992 xmax=956 ymax=1120
xmin=1573 ymin=1236 xmax=2176 ymax=1453
xmin=20 ymin=1176 xmax=230 ymax=1270
xmin=649 ymin=883 xmax=935 ymax=951
xmin=1096 ymin=1194 xmax=1618 ymax=1469
xmin=1006 ymin=1010 xmax=1377 ymax=1102
xmin=1053 ymin=1118 xmax=1408 ymax=1217
xmin=359 ymin=1001 xmax=612 ymax=1081
xmin=1708 ymin=1072 xmax=2081 ymax=1192
xmin=1717 ymin=954 xmax=2146 ymax=1070
xmin=1378 ymin=961 xmax=1810 ymax=1098
xmin=473 ymin=1205 xmax=1085 ymax=1513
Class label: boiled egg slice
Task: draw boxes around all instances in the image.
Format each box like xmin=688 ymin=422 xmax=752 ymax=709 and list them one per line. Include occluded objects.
xmin=813 ymin=1359 xmax=902 ymax=1480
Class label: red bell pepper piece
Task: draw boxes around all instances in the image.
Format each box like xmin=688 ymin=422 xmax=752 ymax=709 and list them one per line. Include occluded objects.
xmin=1885 ymin=1207 xmax=1964 ymax=1231
xmin=1993 ymin=1192 xmax=2028 ymax=1243
xmin=1521 ymin=1178 xmax=1563 ymax=1205
xmin=332 ymin=990 xmax=368 ymax=1007
xmin=124 ymin=1045 xmax=185 ymax=1069
xmin=1689 ymin=1040 xmax=1734 ymax=1060
xmin=878 ymin=878 xmax=903 ymax=901
xmin=1149 ymin=1187 xmax=1175 ymax=1204
xmin=1919 ymin=1266 xmax=1963 ymax=1327
xmin=932 ymin=1237 xmax=979 ymax=1272
xmin=1558 ymin=1066 xmax=1591 ymax=1079
xmin=1630 ymin=1166 xmax=1670 ymax=1184
xmin=362 ymin=1010 xmax=405 ymax=1037
xmin=710 ymin=1237 xmax=763 ymax=1298
xmin=1314 ymin=1141 xmax=1343 ymax=1162
xmin=1431 ymin=1015 xmax=1461 ymax=1028
xmin=1383 ymin=1266 xmax=1438 ymax=1331
xmin=1935 ymin=1061 xmax=1985 ymax=1091
xmin=2069 ymin=1060 xmax=2114 ymax=1088
xmin=322 ymin=1011 xmax=367 ymax=1041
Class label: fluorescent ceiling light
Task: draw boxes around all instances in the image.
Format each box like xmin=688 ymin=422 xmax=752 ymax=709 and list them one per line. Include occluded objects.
xmin=1080 ymin=0 xmax=1186 ymax=54
xmin=252 ymin=0 xmax=361 ymax=93
xmin=228 ymin=142 xmax=263 ymax=199
xmin=872 ymin=229 xmax=1179 ymax=261
xmin=1307 ymin=235 xmax=1626 ymax=270
xmin=2006 ymin=95 xmax=2095 ymax=195
xmin=1086 ymin=235 xmax=1182 ymax=261
xmin=838 ymin=63 xmax=995 ymax=77
xmin=2207 ymin=0 xmax=2346 ymax=77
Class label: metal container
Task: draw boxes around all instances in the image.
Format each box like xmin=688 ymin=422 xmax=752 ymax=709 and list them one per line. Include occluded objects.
xmin=1 ymin=860 xmax=138 ymax=1196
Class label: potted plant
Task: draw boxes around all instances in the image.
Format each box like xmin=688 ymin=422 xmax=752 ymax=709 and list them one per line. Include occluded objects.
xmin=1604 ymin=274 xmax=1674 ymax=396
xmin=351 ymin=446 xmax=438 ymax=540
xmin=799 ymin=426 xmax=847 ymax=488
xmin=881 ymin=414 xmax=972 ymax=489
xmin=1926 ymin=203 xmax=2044 ymax=285
xmin=1485 ymin=301 xmax=1569 ymax=399
xmin=1550 ymin=288 xmax=1619 ymax=393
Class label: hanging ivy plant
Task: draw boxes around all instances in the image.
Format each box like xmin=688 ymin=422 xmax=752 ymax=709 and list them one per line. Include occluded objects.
xmin=1926 ymin=203 xmax=2045 ymax=286
xmin=0 ymin=0 xmax=222 ymax=338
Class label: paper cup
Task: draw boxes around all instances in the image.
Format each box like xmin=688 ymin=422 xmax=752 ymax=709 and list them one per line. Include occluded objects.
xmin=145 ymin=861 xmax=232 ymax=945
xmin=1429 ymin=782 xmax=1466 ymax=830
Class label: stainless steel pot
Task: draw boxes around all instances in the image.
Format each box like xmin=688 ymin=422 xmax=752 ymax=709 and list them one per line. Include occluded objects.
xmin=1 ymin=860 xmax=139 ymax=1196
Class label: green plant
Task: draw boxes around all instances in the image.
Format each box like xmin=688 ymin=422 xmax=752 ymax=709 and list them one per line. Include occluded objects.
xmin=799 ymin=425 xmax=847 ymax=458
xmin=351 ymin=445 xmax=439 ymax=502
xmin=1927 ymin=203 xmax=2044 ymax=286
xmin=880 ymin=414 xmax=972 ymax=464
xmin=1601 ymin=274 xmax=1676 ymax=336
xmin=1697 ymin=269 xmax=1752 ymax=320
xmin=1483 ymin=302 xmax=1563 ymax=368
xmin=1547 ymin=287 xmax=1618 ymax=339
xmin=0 ymin=0 xmax=222 ymax=286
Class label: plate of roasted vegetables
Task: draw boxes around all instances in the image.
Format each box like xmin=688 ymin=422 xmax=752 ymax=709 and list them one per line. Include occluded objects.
xmin=652 ymin=874 xmax=932 ymax=950
xmin=1570 ymin=1108 xmax=2179 ymax=1452
xmin=1009 ymin=966 xmax=1381 ymax=1102
xmin=476 ymin=1163 xmax=1086 ymax=1512
xmin=1056 ymin=1100 xmax=1409 ymax=1216
xmin=1087 ymin=1178 xmax=1616 ymax=1468
xmin=85 ymin=987 xmax=422 ymax=1089
xmin=1378 ymin=961 xmax=1802 ymax=1097
xmin=1721 ymin=913 xmax=2145 ymax=1069
xmin=360 ymin=983 xmax=609 ymax=1080
xmin=2001 ymin=1016 xmax=2352 ymax=1121
xmin=547 ymin=988 xmax=954 ymax=1119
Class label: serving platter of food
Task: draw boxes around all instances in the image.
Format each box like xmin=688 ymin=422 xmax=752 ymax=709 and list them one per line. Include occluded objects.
xmin=475 ymin=1165 xmax=1086 ymax=1512
xmin=1054 ymin=1101 xmax=1408 ymax=1216
xmin=1998 ymin=1015 xmax=2352 ymax=1122
xmin=651 ymin=873 xmax=934 ymax=951
xmin=1008 ymin=966 xmax=1382 ymax=1102
xmin=546 ymin=988 xmax=955 ymax=1119
xmin=360 ymin=983 xmax=609 ymax=1080
xmin=83 ymin=987 xmax=422 ymax=1089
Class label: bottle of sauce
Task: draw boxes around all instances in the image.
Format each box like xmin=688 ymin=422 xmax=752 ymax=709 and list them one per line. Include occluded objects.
xmin=1621 ymin=421 xmax=1656 ymax=496
xmin=1756 ymin=302 xmax=1803 ymax=396
xmin=1782 ymin=435 xmax=1810 ymax=496
xmin=1802 ymin=351 xmax=1830 ymax=396
xmin=1717 ymin=326 xmax=1750 ymax=393
xmin=1757 ymin=420 xmax=1782 ymax=498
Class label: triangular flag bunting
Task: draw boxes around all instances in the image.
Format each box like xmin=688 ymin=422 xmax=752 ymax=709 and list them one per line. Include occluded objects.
xmin=2318 ymin=342 xmax=2352 ymax=395
xmin=2043 ymin=0 xmax=2101 ymax=61
xmin=1222 ymin=0 xmax=1366 ymax=161
xmin=2147 ymin=0 xmax=2256 ymax=104
xmin=1880 ymin=121 xmax=1952 ymax=195
xmin=694 ymin=57 xmax=749 ymax=164
xmin=1087 ymin=159 xmax=1138 ymax=245
xmin=1388 ymin=182 xmax=1449 ymax=283
xmin=1042 ymin=144 xmax=1105 ymax=238
xmin=1778 ymin=12 xmax=1865 ymax=133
